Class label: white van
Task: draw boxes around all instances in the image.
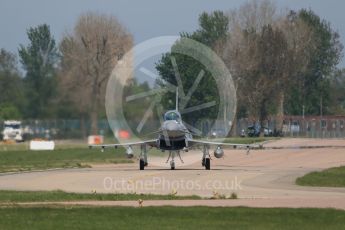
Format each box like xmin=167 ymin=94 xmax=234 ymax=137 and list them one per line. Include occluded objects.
xmin=2 ymin=120 xmax=24 ymax=142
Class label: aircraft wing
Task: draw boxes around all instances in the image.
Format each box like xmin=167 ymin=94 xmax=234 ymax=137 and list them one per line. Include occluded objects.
xmin=188 ymin=139 xmax=260 ymax=149
xmin=89 ymin=139 xmax=157 ymax=149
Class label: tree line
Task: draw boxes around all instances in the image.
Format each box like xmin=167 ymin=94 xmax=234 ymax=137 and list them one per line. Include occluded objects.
xmin=0 ymin=0 xmax=344 ymax=135
xmin=0 ymin=12 xmax=132 ymax=135
xmin=157 ymin=0 xmax=344 ymax=131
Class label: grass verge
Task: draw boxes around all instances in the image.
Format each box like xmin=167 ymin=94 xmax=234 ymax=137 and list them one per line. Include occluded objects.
xmin=0 ymin=190 xmax=201 ymax=202
xmin=0 ymin=206 xmax=344 ymax=230
xmin=296 ymin=166 xmax=345 ymax=187
xmin=0 ymin=148 xmax=132 ymax=173
xmin=223 ymin=137 xmax=279 ymax=145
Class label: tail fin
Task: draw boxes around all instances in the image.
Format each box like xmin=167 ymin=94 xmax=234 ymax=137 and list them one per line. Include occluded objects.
xmin=175 ymin=87 xmax=179 ymax=111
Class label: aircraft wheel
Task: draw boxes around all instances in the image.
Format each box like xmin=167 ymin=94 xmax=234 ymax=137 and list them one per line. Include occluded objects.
xmin=205 ymin=158 xmax=210 ymax=170
xmin=170 ymin=162 xmax=175 ymax=170
xmin=139 ymin=159 xmax=145 ymax=170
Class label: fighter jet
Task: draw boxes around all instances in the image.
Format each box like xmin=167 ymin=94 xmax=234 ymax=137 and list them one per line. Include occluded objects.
xmin=89 ymin=90 xmax=255 ymax=170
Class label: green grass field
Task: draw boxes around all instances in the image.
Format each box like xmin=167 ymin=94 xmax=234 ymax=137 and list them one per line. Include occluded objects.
xmin=0 ymin=190 xmax=201 ymax=202
xmin=0 ymin=148 xmax=132 ymax=173
xmin=0 ymin=140 xmax=87 ymax=151
xmin=0 ymin=206 xmax=344 ymax=230
xmin=223 ymin=137 xmax=278 ymax=145
xmin=296 ymin=166 xmax=345 ymax=187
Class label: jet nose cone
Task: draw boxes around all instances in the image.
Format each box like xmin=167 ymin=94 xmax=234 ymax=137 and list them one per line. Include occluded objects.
xmin=165 ymin=121 xmax=179 ymax=131
xmin=163 ymin=121 xmax=184 ymax=138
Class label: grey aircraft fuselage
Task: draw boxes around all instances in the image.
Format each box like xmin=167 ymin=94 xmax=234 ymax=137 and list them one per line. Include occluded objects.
xmin=158 ymin=110 xmax=192 ymax=150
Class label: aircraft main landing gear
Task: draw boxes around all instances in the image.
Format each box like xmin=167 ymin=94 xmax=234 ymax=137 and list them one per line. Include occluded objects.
xmin=202 ymin=145 xmax=211 ymax=170
xmin=139 ymin=159 xmax=145 ymax=170
xmin=139 ymin=144 xmax=148 ymax=170
xmin=203 ymin=158 xmax=210 ymax=170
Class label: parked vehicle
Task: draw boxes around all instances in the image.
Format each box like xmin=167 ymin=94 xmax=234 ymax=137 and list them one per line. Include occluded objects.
xmin=2 ymin=120 xmax=24 ymax=142
xmin=210 ymin=129 xmax=227 ymax=138
xmin=240 ymin=129 xmax=246 ymax=137
xmin=247 ymin=125 xmax=260 ymax=137
xmin=263 ymin=127 xmax=273 ymax=137
xmin=290 ymin=121 xmax=300 ymax=133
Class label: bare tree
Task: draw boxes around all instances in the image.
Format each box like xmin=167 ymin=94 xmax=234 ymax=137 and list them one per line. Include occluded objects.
xmin=227 ymin=0 xmax=278 ymax=35
xmin=223 ymin=0 xmax=282 ymax=123
xmin=222 ymin=0 xmax=314 ymax=132
xmin=59 ymin=12 xmax=133 ymax=135
xmin=274 ymin=12 xmax=314 ymax=130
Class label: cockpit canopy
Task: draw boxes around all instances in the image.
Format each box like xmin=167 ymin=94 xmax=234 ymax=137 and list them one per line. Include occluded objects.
xmin=164 ymin=111 xmax=181 ymax=121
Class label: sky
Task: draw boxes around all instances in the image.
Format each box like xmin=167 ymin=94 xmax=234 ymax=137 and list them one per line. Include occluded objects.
xmin=1 ymin=0 xmax=345 ymax=68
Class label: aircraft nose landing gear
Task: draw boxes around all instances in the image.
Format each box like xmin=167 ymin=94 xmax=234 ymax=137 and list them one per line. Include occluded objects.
xmin=166 ymin=150 xmax=183 ymax=170
xmin=166 ymin=151 xmax=176 ymax=170
xmin=170 ymin=161 xmax=175 ymax=170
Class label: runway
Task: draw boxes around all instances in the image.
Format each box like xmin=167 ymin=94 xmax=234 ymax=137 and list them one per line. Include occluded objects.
xmin=1 ymin=138 xmax=345 ymax=209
